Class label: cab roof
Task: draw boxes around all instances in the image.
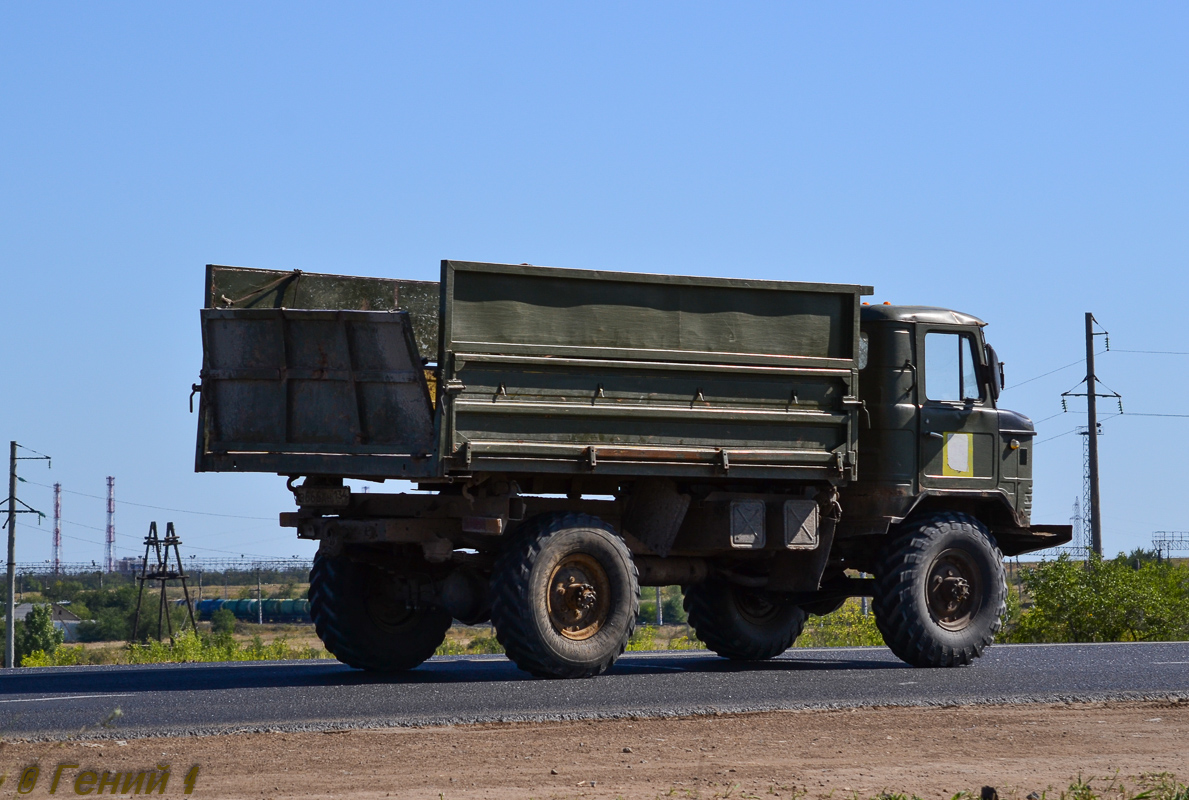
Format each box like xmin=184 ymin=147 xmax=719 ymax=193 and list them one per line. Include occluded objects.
xmin=860 ymin=304 xmax=986 ymax=327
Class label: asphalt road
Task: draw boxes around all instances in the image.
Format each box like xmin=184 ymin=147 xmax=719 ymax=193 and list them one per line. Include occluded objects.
xmin=2 ymin=642 xmax=1187 ymax=740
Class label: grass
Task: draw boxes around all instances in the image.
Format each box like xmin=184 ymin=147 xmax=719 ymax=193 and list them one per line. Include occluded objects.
xmin=436 ymin=629 xmax=505 ymax=655
xmin=21 ymin=629 xmax=329 ymax=666
xmin=796 ymin=599 xmax=884 ymax=647
xmin=433 ymin=600 xmax=887 ymax=658
xmin=16 ymin=594 xmax=907 ymax=665
xmin=628 ymin=599 xmax=885 ymax=653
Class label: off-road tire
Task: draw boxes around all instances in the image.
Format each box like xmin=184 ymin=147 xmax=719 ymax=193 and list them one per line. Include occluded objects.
xmin=872 ymin=512 xmax=1006 ymax=668
xmin=683 ymin=580 xmax=807 ymax=660
xmin=490 ymin=513 xmax=639 ymax=679
xmin=309 ymin=552 xmax=452 ymax=672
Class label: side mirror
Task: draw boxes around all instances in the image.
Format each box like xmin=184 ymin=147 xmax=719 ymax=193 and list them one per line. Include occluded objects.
xmin=984 ymin=343 xmax=1003 ymax=399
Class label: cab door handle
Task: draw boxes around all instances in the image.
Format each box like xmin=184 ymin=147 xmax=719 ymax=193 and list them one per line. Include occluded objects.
xmin=929 ymin=432 xmax=945 ymax=440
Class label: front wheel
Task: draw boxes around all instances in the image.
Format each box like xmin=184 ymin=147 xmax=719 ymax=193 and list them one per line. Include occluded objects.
xmin=872 ymin=512 xmax=1006 ymax=668
xmin=490 ymin=513 xmax=639 ymax=679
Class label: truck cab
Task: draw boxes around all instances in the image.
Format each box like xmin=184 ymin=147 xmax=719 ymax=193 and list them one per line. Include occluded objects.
xmin=841 ymin=304 xmax=1054 ymax=562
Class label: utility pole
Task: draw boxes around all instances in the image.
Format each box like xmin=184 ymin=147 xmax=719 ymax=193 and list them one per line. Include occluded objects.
xmin=1085 ymin=313 xmax=1103 ymax=557
xmin=5 ymin=442 xmax=51 ymax=668
xmin=6 ymin=442 xmax=15 ymax=668
xmin=1063 ymin=314 xmax=1118 ymax=558
xmin=52 ymin=483 xmax=62 ymax=576
xmin=105 ymin=476 xmax=116 ymax=574
xmin=256 ymin=568 xmax=263 ymax=625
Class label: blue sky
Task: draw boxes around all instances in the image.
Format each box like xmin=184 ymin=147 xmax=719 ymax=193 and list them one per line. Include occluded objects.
xmin=2 ymin=3 xmax=1187 ymax=565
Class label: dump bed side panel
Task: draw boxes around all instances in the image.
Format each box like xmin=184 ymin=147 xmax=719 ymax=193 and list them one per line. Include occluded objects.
xmin=446 ymin=266 xmax=852 ymax=362
xmin=440 ymin=261 xmax=868 ymax=480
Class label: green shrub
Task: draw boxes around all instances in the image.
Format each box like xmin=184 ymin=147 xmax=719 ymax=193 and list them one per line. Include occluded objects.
xmin=210 ymin=607 xmax=237 ymax=634
xmin=18 ymin=603 xmax=65 ymax=663
xmin=1 ymin=604 xmax=67 ymax=666
xmin=638 ymin=586 xmax=688 ymax=625
xmin=466 ymin=634 xmax=503 ymax=654
xmin=22 ymin=645 xmax=86 ymax=667
xmin=436 ymin=633 xmax=504 ymax=656
xmin=65 ymin=600 xmax=91 ymax=620
xmin=626 ymin=625 xmax=657 ymax=651
xmin=796 ymin=599 xmax=884 ymax=647
xmin=74 ymin=586 xmax=190 ymax=643
xmin=42 ymin=579 xmax=86 ymax=604
xmin=124 ymin=630 xmax=326 ymax=663
xmin=662 ymin=592 xmax=687 ymax=623
xmin=435 ymin=638 xmax=466 ymax=655
xmin=1006 ymin=554 xmax=1189 ymax=643
xmin=77 ymin=607 xmax=131 ymax=642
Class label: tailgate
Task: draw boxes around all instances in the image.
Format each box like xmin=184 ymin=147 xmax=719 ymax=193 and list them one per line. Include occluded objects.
xmin=195 ymin=308 xmax=437 ymax=477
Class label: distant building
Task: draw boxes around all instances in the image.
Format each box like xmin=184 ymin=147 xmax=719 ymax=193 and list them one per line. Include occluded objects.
xmin=115 ymin=557 xmax=141 ymax=575
xmin=13 ymin=602 xmax=83 ymax=642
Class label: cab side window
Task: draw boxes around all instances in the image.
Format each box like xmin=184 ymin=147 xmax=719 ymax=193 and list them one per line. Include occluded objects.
xmin=924 ymin=332 xmax=983 ymax=403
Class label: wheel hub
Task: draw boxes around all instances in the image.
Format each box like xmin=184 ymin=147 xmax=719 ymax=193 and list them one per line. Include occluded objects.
xmin=733 ymin=586 xmax=781 ymax=625
xmin=926 ymin=549 xmax=982 ymax=631
xmin=547 ymin=554 xmax=611 ymax=640
xmin=362 ymin=570 xmax=419 ymax=632
xmin=933 ymin=573 xmax=970 ymax=606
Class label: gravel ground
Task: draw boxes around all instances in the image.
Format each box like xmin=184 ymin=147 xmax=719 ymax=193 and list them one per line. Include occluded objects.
xmin=2 ymin=700 xmax=1186 ymax=799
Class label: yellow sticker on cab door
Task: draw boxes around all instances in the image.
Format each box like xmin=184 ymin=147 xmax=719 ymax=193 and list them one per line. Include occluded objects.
xmin=941 ymin=432 xmax=974 ymax=477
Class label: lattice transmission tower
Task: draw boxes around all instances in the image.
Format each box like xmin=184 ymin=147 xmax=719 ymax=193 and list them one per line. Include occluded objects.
xmin=1152 ymin=531 xmax=1189 ymax=558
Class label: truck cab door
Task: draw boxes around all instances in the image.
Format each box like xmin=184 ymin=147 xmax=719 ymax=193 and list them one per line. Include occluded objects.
xmin=917 ymin=327 xmax=998 ymax=491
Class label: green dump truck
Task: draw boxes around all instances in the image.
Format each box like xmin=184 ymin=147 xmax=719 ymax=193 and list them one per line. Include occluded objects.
xmin=193 ymin=260 xmax=1070 ymax=678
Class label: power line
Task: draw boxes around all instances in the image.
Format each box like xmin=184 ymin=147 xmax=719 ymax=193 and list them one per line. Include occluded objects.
xmin=1034 ymin=427 xmax=1083 ymax=445
xmin=56 ymin=531 xmax=139 ymax=555
xmin=50 ymin=522 xmax=280 ymax=559
xmin=1032 ymin=410 xmax=1189 ymax=442
xmin=1113 ymin=349 xmax=1189 ymax=355
xmin=21 ymin=479 xmax=274 ymax=520
xmin=1121 ymin=412 xmax=1189 ymax=418
xmin=1010 ymin=343 xmax=1189 ymax=390
xmin=61 ymin=517 xmax=106 ymax=533
xmin=28 ymin=516 xmax=283 ymax=560
xmin=1013 ymin=355 xmax=1094 ymax=388
xmin=1035 ymin=412 xmax=1123 ymax=445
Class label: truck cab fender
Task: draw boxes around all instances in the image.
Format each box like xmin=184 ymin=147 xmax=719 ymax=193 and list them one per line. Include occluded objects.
xmin=897 ymin=488 xmax=1023 ymax=532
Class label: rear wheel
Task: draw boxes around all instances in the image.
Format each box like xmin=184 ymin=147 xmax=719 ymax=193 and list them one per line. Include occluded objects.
xmin=309 ymin=551 xmax=452 ymax=672
xmin=683 ymin=580 xmax=807 ymax=661
xmin=872 ymin=512 xmax=1006 ymax=667
xmin=490 ymin=513 xmax=639 ymax=679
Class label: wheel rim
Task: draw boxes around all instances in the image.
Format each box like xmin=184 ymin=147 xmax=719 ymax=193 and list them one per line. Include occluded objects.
xmin=926 ymin=547 xmax=983 ymax=631
xmin=733 ymin=586 xmax=782 ymax=625
xmin=364 ymin=570 xmax=418 ymax=632
xmin=547 ymin=553 xmax=612 ymax=641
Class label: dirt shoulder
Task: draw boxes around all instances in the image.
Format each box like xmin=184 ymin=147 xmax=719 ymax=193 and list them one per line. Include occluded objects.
xmin=3 ymin=700 xmax=1186 ymax=799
